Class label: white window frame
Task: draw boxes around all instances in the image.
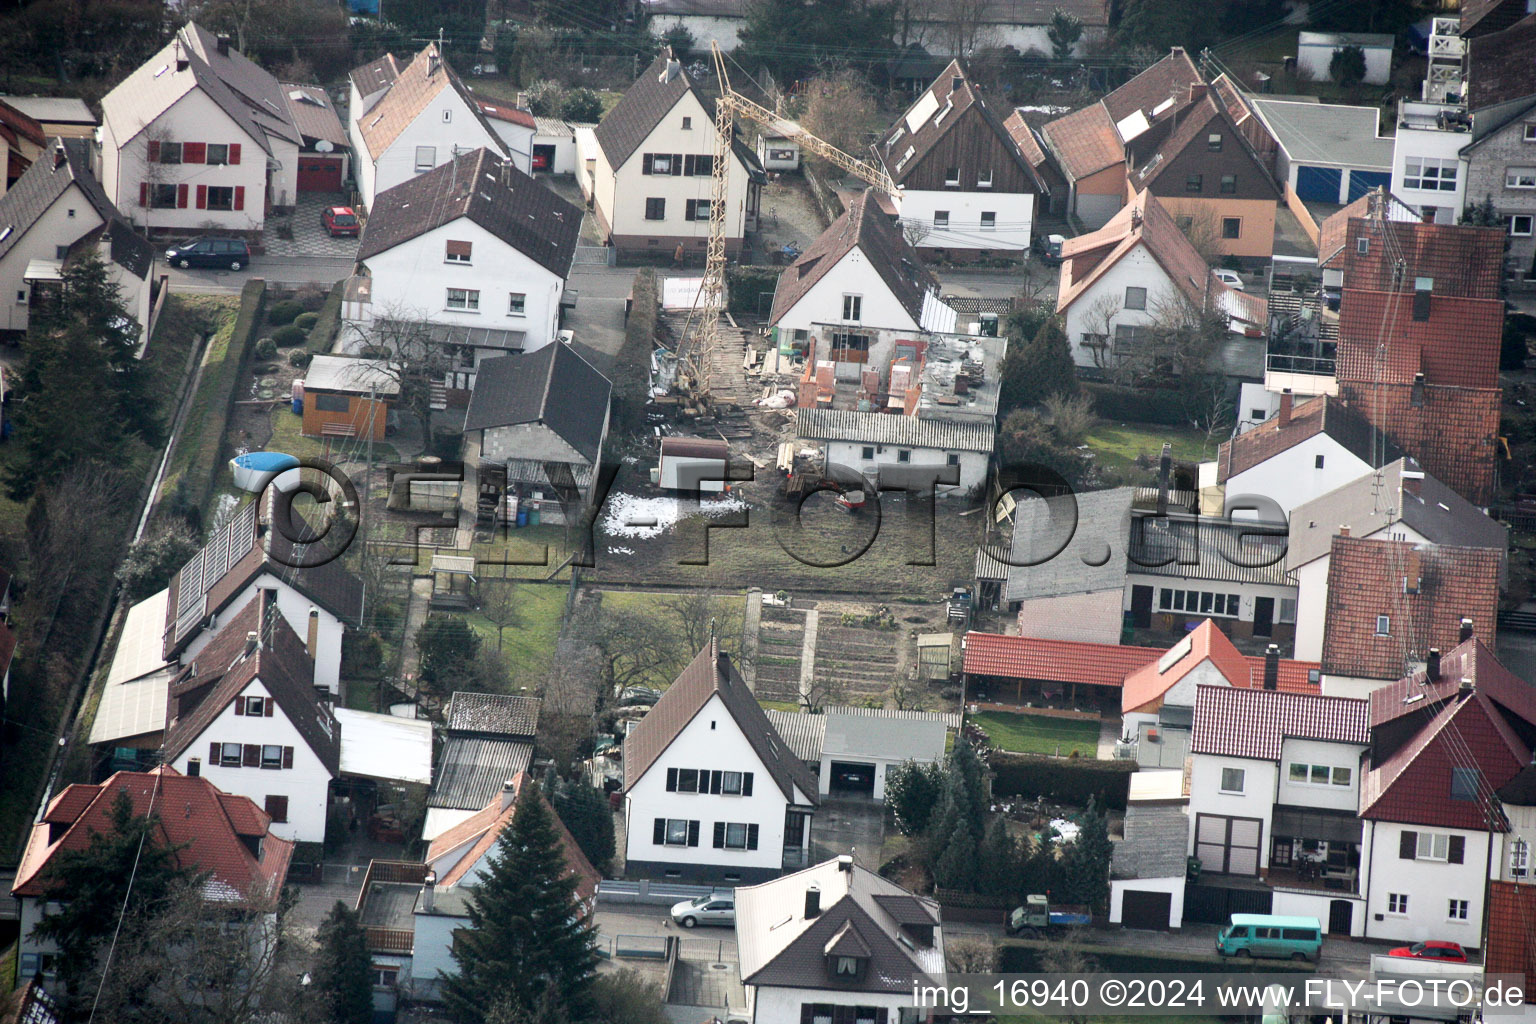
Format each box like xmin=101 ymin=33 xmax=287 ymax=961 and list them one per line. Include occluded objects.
xmin=1447 ymin=898 xmax=1469 ymax=921
xmin=977 ymin=168 xmax=993 ymax=188
xmin=1287 ymin=763 xmax=1352 ymax=787
xmin=721 ymin=770 xmax=743 ymax=795
xmin=980 ymin=211 xmax=996 ymax=231
xmin=260 ymin=744 xmax=283 ymax=769
xmin=723 ymin=822 xmax=749 ymax=849
xmin=1403 ymin=157 xmax=1458 ymax=191
xmin=842 ymin=294 xmax=862 ymax=322
xmin=682 ymin=116 xmax=692 ymax=130
xmin=1376 ymin=615 xmax=1390 ymax=636
xmin=446 ymin=288 xmax=480 ymax=311
xmin=1525 ymin=124 xmax=1536 ymax=142
xmin=944 ymin=166 xmax=960 ymax=186
xmin=1387 ymin=892 xmax=1409 ymax=915
xmin=933 ymin=211 xmax=949 ymax=228
xmin=1417 ymin=832 xmax=1450 ymax=861
xmin=414 ymin=145 xmax=436 ymax=172
xmin=220 ymin=742 xmax=243 ymax=767
xmin=663 ymin=818 xmax=690 ymax=846
xmin=441 ymin=108 xmax=452 ymax=123
xmin=1124 ymin=286 xmax=1148 ymax=310
xmin=1506 ymin=167 xmax=1536 ymax=189
xmin=242 ymin=696 xmax=265 ymax=715
xmin=1220 ymin=767 xmax=1245 ymax=794
xmin=1510 ymin=839 xmax=1529 ymax=877
xmin=509 ymin=292 xmax=526 ymax=315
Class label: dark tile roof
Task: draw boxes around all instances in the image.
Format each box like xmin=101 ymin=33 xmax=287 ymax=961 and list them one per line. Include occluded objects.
xmin=1368 ymin=638 xmax=1536 ymax=731
xmin=623 ymin=643 xmax=818 ymax=805
xmin=163 ymin=497 xmax=364 ymax=659
xmin=769 ymin=189 xmax=940 ymax=328
xmin=1467 ymin=14 xmax=1536 ymax=110
xmin=1321 ymin=536 xmax=1501 ymax=681
xmin=594 ymin=49 xmax=693 ymax=169
xmin=879 ymin=60 xmax=1041 ymax=191
xmin=428 ymin=736 xmax=534 ymax=811
xmin=1317 ymin=190 xmax=1420 ymax=269
xmin=1486 ymin=882 xmax=1536 ymax=987
xmin=444 ymin=691 xmax=541 ymax=739
xmin=12 ymin=767 xmax=292 ymax=904
xmin=1112 ymin=802 xmax=1190 ymax=879
xmin=349 ymin=53 xmax=402 ymax=97
xmin=107 ymin=218 xmax=154 ymax=280
xmin=358 ymin=147 xmax=580 ymax=279
xmin=162 ymin=595 xmax=340 ymax=775
xmin=1217 ymin=394 xmax=1392 ymax=481
xmin=281 ymin=82 xmax=347 ymax=148
xmin=1041 ymin=102 xmax=1123 ymax=180
xmin=1101 ymin=48 xmax=1203 ymax=126
xmin=0 ymin=138 xmax=119 ymax=266
xmin=1192 ymin=686 xmax=1368 ymax=761
xmin=1130 ymin=95 xmax=1281 ymax=200
xmin=1336 ymin=380 xmax=1500 ymax=506
xmin=1126 ymin=513 xmax=1293 ymax=587
xmin=462 ymin=344 xmax=612 ymax=463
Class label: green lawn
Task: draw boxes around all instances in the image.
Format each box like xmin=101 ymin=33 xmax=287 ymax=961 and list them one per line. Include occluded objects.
xmin=1084 ymin=421 xmax=1216 ymax=478
xmin=465 ymin=580 xmax=568 ymax=691
xmin=970 ymin=710 xmax=1100 ymax=757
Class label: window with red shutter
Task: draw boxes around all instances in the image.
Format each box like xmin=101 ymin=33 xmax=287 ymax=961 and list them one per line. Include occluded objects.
xmin=140 ymin=183 xmax=149 ymax=207
xmin=281 ymin=746 xmax=293 ymax=768
xmin=243 ymin=744 xmax=260 ymax=767
xmin=183 ymin=142 xmax=206 ymax=163
xmin=196 ymin=185 xmax=207 ymax=209
xmin=176 ymin=184 xmax=188 ymax=208
xmin=229 ymin=143 xmax=241 ymax=164
xmin=233 ymin=186 xmax=245 ymax=211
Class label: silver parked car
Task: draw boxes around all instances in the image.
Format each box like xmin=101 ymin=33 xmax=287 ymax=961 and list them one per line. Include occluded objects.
xmin=671 ymin=894 xmax=735 ymax=928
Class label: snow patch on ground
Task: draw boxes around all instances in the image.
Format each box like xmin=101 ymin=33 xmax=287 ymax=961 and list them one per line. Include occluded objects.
xmin=600 ymin=492 xmax=748 ymax=540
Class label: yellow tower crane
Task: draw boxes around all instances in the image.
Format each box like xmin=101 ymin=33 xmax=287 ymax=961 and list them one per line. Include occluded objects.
xmin=670 ymin=42 xmax=900 ymax=409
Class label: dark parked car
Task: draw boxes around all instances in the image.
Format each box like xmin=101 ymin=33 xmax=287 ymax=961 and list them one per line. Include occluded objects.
xmin=165 ymin=237 xmax=250 ymax=270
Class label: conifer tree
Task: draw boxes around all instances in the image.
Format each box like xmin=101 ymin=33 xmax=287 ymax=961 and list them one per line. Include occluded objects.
xmin=313 ymin=901 xmax=373 ymax=1024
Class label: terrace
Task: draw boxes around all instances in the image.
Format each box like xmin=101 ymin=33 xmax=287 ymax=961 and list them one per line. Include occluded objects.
xmin=356 ymin=859 xmax=428 ymax=954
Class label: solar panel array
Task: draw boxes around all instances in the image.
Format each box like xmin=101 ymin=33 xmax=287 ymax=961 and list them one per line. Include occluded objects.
xmin=172 ymin=502 xmax=257 ymax=643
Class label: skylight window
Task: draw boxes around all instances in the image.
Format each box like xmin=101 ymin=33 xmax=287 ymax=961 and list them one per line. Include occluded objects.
xmin=153 ymin=64 xmax=170 ymax=78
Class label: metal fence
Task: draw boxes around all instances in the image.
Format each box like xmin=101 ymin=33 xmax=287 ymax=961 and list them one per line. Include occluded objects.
xmin=596 ymin=879 xmax=720 ymax=906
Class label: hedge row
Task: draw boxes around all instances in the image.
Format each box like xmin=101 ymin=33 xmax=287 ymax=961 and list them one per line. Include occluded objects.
xmin=1082 ymin=381 xmax=1196 ymax=427
xmin=610 ymin=268 xmax=658 ymax=436
xmin=726 ymin=265 xmax=780 ymax=318
xmin=306 ymin=279 xmax=344 ymax=354
xmin=989 ymin=752 xmax=1136 ymax=810
xmin=159 ymin=279 xmax=265 ymax=519
xmin=998 ymin=940 xmax=1313 ymax=974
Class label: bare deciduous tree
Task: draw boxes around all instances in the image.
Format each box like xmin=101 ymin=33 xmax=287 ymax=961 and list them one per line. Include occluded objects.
xmin=1080 ymin=293 xmax=1122 ymax=371
xmin=902 ymin=217 xmax=932 ymax=248
xmin=481 ymin=576 xmax=525 ymax=653
xmin=355 ymin=306 xmax=456 ymax=444
xmin=794 ymin=70 xmax=883 ymax=171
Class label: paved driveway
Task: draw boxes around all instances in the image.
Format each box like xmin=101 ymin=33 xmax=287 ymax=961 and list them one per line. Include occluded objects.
xmin=811 ymin=796 xmax=885 ymax=870
xmin=264 ymin=192 xmax=363 ymax=259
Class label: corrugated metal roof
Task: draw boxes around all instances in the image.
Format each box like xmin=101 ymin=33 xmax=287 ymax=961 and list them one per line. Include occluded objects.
xmin=1126 ymin=512 xmax=1293 ymax=586
xmin=764 ymin=709 xmax=825 ymax=762
xmin=796 ymin=408 xmax=995 ymax=453
xmin=823 ymin=705 xmax=962 ymax=728
xmin=428 ymin=736 xmax=533 ymax=810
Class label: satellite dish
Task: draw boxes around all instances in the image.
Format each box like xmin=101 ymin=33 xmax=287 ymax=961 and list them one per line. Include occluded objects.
xmin=315 ymin=139 xmax=334 ymax=153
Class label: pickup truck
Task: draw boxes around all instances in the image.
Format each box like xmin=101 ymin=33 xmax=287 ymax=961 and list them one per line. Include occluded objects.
xmin=1005 ymin=894 xmax=1091 ymax=938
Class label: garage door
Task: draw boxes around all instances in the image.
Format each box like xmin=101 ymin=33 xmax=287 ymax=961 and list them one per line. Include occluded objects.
xmin=297 ymin=156 xmax=343 ymax=192
xmin=1194 ymin=813 xmax=1262 ymax=875
xmin=829 ymin=761 xmax=875 ymax=795
xmin=1294 ymin=165 xmax=1343 ymax=203
xmin=1121 ymin=889 xmax=1172 ymax=930
xmin=1346 ymin=170 xmax=1391 ymax=202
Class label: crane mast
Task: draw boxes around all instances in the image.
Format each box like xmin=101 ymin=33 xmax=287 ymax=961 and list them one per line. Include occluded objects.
xmin=670 ymin=42 xmax=898 ymax=410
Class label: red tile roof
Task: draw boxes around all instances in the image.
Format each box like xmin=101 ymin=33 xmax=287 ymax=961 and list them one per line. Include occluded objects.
xmin=1337 ymin=292 xmax=1505 ymax=388
xmin=12 ymin=767 xmax=292 ymax=904
xmin=1336 ymin=380 xmax=1500 ymax=506
xmin=476 ymin=98 xmax=536 ymax=129
xmin=1368 ymin=638 xmax=1536 ymax=731
xmin=963 ymin=632 xmax=1163 ymax=688
xmin=1101 ymin=48 xmax=1203 ymax=126
xmin=1041 ymin=102 xmax=1123 ymax=181
xmin=1322 ymin=537 xmax=1501 ymax=682
xmin=1217 ymin=394 xmax=1387 ymax=482
xmin=1341 ymin=216 xmax=1505 ymax=299
xmin=1360 ymin=690 xmax=1529 ymax=829
xmin=1485 ymin=882 xmax=1536 ymax=987
xmin=1122 ymin=619 xmax=1250 ymax=713
xmin=1192 ymin=686 xmax=1369 ymax=761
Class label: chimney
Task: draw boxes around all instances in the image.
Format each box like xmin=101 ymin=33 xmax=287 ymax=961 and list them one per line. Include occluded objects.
xmin=216 ymin=35 xmax=231 ymax=57
xmin=805 ymin=884 xmax=821 ymax=919
xmin=662 ymin=59 xmax=682 ymax=83
xmin=1411 ymin=372 xmax=1426 ymax=408
xmin=1263 ymin=644 xmax=1279 ymax=690
xmin=500 ymin=778 xmax=518 ymax=812
xmin=1458 ymin=676 xmax=1474 ymax=695
xmin=1339 ymin=524 xmax=1350 ymax=537
xmin=1459 ymin=618 xmax=1474 ymax=643
xmin=423 ymin=870 xmax=436 ymax=913
xmin=1401 ymin=465 xmax=1424 ymax=496
xmin=1279 ymin=388 xmax=1293 ymax=427
xmin=244 ymin=631 xmax=259 ymax=657
xmin=53 ymin=142 xmax=66 ymax=170
xmin=307 ymin=607 xmax=319 ymax=660
xmin=1156 ymin=442 xmax=1172 ymax=516
xmin=1427 ymin=647 xmax=1441 ymax=682
xmin=1188 ymin=82 xmax=1209 ymax=103
xmin=837 ymin=854 xmax=854 ymax=873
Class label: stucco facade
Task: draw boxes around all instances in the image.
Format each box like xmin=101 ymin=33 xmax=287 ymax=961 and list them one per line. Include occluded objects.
xmin=356 ymin=84 xmax=506 ymax=209
xmin=0 ymin=179 xmax=107 ymax=333
xmin=1359 ymin=820 xmax=1494 ymax=948
xmin=179 ymin=575 xmax=346 ymax=695
xmin=1153 ymin=195 xmax=1278 ymax=262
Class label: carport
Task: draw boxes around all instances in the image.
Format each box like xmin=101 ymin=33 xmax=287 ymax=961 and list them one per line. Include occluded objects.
xmin=818 ymin=709 xmax=949 ymax=801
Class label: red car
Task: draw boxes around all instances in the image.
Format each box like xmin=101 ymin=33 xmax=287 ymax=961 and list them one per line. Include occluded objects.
xmin=322 ymin=206 xmax=360 ymax=237
xmin=1388 ymin=941 xmax=1468 ymax=963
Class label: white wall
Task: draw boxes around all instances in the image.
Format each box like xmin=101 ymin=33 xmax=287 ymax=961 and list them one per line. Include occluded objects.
xmin=533 ymin=129 xmax=578 ymax=175
xmin=362 ymin=86 xmax=507 ymax=207
xmin=896 ymin=188 xmax=1034 ymax=251
xmin=269 ymin=136 xmax=299 ymax=210
xmin=1109 ymin=877 xmax=1186 ymax=929
xmin=410 ymin=910 xmax=457 ymax=1002
xmin=1060 ymin=241 xmax=1181 ymax=370
xmin=1160 ymin=657 xmax=1235 ymax=710
xmin=749 ymin=983 xmax=923 ymax=1024
xmin=1361 ymin=820 xmax=1491 ymax=947
xmin=825 ymin=438 xmax=988 ymax=493
xmin=360 ymin=216 xmax=566 ymax=351
xmin=1390 ymin=127 xmax=1468 ymax=225
xmin=1501 ymin=804 xmax=1536 ymax=883
xmin=1124 ymin=575 xmax=1297 ymax=629
xmin=1297 ymin=43 xmax=1392 ymax=86
xmin=774 ymin=248 xmax=924 ymax=338
xmin=1276 ymin=737 xmax=1365 ymax=812
xmin=624 ymin=692 xmax=802 ymax=875
xmin=167 ymin=676 xmax=335 ymax=843
xmin=177 ymin=576 xmax=345 ymax=695
xmin=0 ymin=181 xmax=107 ymax=332
xmin=1271 ymin=889 xmax=1364 ymax=937
xmin=105 ymin=88 xmax=269 ymax=232
xmin=486 ymin=119 xmax=534 ymax=175
xmin=1292 ymin=521 xmax=1427 ymax=662
xmin=1319 ymin=672 xmax=1394 ymax=699
xmin=1188 ymin=756 xmax=1279 ymax=873
xmin=1227 ymin=435 xmax=1372 ymax=518
xmin=1236 ymin=383 xmax=1280 ymax=434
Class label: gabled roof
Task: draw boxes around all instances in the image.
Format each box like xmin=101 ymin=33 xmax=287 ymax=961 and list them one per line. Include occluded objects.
xmin=475 ymin=98 xmax=536 ymax=130
xmin=794 ymin=408 xmax=994 ymax=453
xmin=1322 ymin=537 xmax=1501 ymax=682
xmin=0 ymin=138 xmax=120 ymax=266
xmin=594 ymin=49 xmax=695 ymax=169
xmin=349 ymin=53 xmax=402 ymax=99
xmin=281 ymin=83 xmax=347 ymax=148
xmin=879 ymin=60 xmax=1040 ymax=191
xmin=1368 ymin=638 xmax=1536 ymax=731
xmin=1338 ymin=214 xmax=1505 ymax=299
xmin=1216 ymin=394 xmax=1392 ymax=482
xmin=1003 ymin=488 xmax=1134 ymax=603
xmin=445 ymin=691 xmax=541 ymax=739
xmin=0 ymin=96 xmax=94 ymax=127
xmin=355 ymin=43 xmax=508 ymax=162
xmin=163 ymin=497 xmax=364 ymax=660
xmin=162 ymin=595 xmax=340 ymax=775
xmin=769 ymin=190 xmax=942 ymax=328
xmin=1001 ymin=109 xmax=1052 ymax=177
xmin=1287 ymin=458 xmax=1508 ymax=570
xmin=1191 ymin=686 xmax=1369 ymax=761
xmin=1466 ymin=14 xmax=1536 ymax=111
xmin=623 ymin=642 xmax=818 ymax=804
xmin=962 ymin=632 xmax=1163 ymax=689
xmin=12 ymin=767 xmax=292 ymax=903
xmin=1335 ymin=379 xmax=1500 ymax=507
xmin=736 ymin=858 xmax=942 ymax=992
xmin=425 ymin=773 xmax=601 ymax=903
xmin=1317 ymin=189 xmax=1419 ymax=269
xmin=0 ymin=98 xmax=44 ymax=149
xmin=1460 ymin=0 xmax=1531 ymax=37
xmin=1360 ymin=690 xmax=1529 ymax=829
xmin=1130 ymin=95 xmax=1280 ymax=199
xmin=1122 ymin=619 xmax=1252 ymax=713
xmin=1040 ymin=102 xmax=1123 ymax=180
xmin=358 ymin=147 xmax=580 ymax=279
xmin=1101 ymin=48 xmax=1204 ymax=128
xmin=462 ymin=344 xmax=611 ymax=463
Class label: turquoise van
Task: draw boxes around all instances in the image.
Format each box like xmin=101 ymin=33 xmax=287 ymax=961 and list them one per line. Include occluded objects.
xmin=1216 ymin=914 xmax=1323 ymax=962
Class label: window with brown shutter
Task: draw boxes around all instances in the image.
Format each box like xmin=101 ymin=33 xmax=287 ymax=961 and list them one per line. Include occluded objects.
xmin=1448 ymin=835 xmax=1465 ymax=864
xmin=445 ymin=240 xmax=472 ymax=263
xmin=282 ymin=746 xmax=294 ymax=769
xmin=1400 ymin=831 xmax=1418 ymax=859
xmin=243 ymin=744 xmax=260 ymax=767
xmin=265 ymin=795 xmax=289 ymax=822
xmin=210 ymin=741 xmax=220 ymax=763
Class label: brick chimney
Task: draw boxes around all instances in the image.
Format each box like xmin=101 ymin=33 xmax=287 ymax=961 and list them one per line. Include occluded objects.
xmin=1339 ymin=524 xmax=1350 ymax=537
xmin=500 ymin=778 xmax=518 ymax=812
xmin=1459 ymin=618 xmax=1474 ymax=643
xmin=1427 ymin=647 xmax=1441 ymax=682
xmin=1263 ymin=644 xmax=1279 ymax=690
xmin=216 ymin=35 xmax=231 ymax=57
xmin=1278 ymin=389 xmax=1293 ymax=427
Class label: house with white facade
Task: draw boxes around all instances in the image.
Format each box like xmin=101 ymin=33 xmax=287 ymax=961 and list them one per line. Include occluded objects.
xmin=763 ymin=706 xmax=956 ymax=802
xmin=876 ymin=60 xmax=1046 ymax=256
xmin=471 ymin=98 xmax=535 ymax=173
xmin=161 ymin=594 xmax=338 ymax=842
xmin=1358 ymin=637 xmax=1536 ymax=947
xmin=734 ymin=856 xmax=944 ymax=1024
xmin=1055 ymin=190 xmax=1265 ymax=371
xmin=587 ymin=49 xmax=763 ymax=259
xmin=1287 ymin=458 xmax=1507 ymax=666
xmin=346 ymin=43 xmax=512 ymax=208
xmin=794 ymin=409 xmax=994 ymax=494
xmin=1188 ymin=685 xmax=1371 ymax=936
xmin=99 ymin=22 xmax=303 ymax=235
xmin=159 ymin=498 xmax=363 ymax=696
xmin=10 ymin=767 xmax=292 ymax=986
xmin=0 ymin=138 xmax=155 ymax=336
xmin=623 ymin=641 xmax=818 ymax=883
xmin=1109 ymin=770 xmax=1189 ymax=930
xmin=349 ymin=147 xmax=580 ymax=402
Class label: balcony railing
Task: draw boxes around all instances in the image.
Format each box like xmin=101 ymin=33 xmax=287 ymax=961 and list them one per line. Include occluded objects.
xmin=1265 ymin=352 xmax=1335 ymax=375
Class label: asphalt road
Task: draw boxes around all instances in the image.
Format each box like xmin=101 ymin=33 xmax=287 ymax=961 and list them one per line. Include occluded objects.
xmin=159 ymin=253 xmax=356 ymax=293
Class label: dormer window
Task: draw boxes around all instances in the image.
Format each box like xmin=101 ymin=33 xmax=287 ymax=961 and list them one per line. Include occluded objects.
xmin=834 ymin=956 xmax=860 ymax=976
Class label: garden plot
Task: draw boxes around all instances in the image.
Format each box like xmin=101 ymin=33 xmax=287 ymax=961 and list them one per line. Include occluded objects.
xmin=753 ymin=606 xmax=805 ymax=706
xmin=812 ymin=607 xmax=905 ymax=703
